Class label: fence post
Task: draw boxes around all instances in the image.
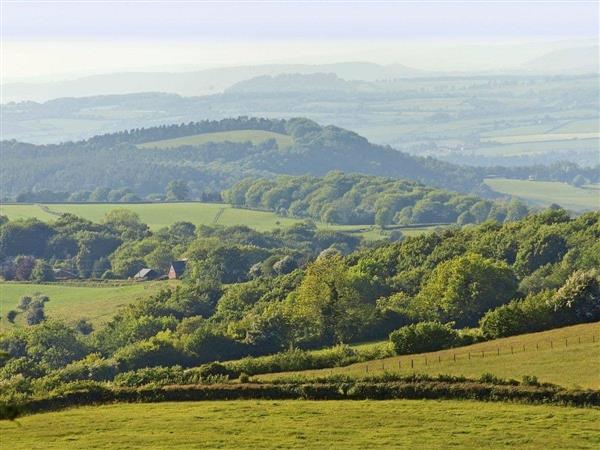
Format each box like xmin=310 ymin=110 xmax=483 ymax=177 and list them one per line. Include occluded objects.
xmin=565 ymin=338 xmax=568 ymax=347
xmin=438 ymin=355 xmax=441 ymax=363
xmin=578 ymin=336 xmax=581 ymax=344
xmin=398 ymin=360 xmax=401 ymax=370
xmin=366 ymin=364 xmax=368 ymax=373
xmin=497 ymin=347 xmax=499 ymax=356
xmin=481 ymin=350 xmax=484 ymax=358
xmin=511 ymin=346 xmax=513 ymax=355
xmin=411 ymin=359 xmax=414 ymax=369
xmin=468 ymin=352 xmax=471 ymax=360
xmin=382 ymin=362 xmax=385 ymax=371
xmin=536 ymin=343 xmax=539 ymax=351
xmin=453 ymin=353 xmax=456 ymax=362
xmin=425 ymin=357 xmax=428 ymax=366
xmin=551 ymin=340 xmax=553 ymax=349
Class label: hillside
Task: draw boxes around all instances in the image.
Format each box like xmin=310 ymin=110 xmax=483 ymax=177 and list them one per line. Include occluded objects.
xmin=0 ymin=117 xmax=488 ymax=198
xmin=138 ymin=129 xmax=293 ymax=149
xmin=484 ymin=178 xmax=600 ymax=212
xmin=0 ymin=281 xmax=175 ymax=331
xmin=257 ymin=322 xmax=600 ymax=389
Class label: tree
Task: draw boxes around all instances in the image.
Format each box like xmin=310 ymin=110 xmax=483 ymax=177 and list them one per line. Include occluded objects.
xmin=102 ymin=209 xmax=148 ymax=240
xmin=25 ymin=305 xmax=45 ymax=326
xmin=31 ymin=259 xmax=55 ymax=282
xmin=413 ymin=253 xmax=518 ymax=327
xmin=571 ymin=175 xmax=588 ymax=187
xmin=166 ymin=180 xmax=190 ymax=201
xmin=14 ymin=255 xmax=36 ymax=281
xmin=290 ymin=254 xmax=374 ymax=345
xmin=6 ymin=310 xmax=17 ymax=323
xmin=389 ymin=321 xmax=459 ymax=355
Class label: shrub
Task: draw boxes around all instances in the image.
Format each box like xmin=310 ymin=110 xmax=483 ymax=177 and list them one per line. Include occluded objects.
xmin=389 ymin=321 xmax=459 ymax=355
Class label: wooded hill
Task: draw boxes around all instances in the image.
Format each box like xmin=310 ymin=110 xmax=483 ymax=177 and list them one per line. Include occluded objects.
xmin=224 ymin=172 xmax=530 ymax=226
xmin=3 ymin=117 xmax=597 ymax=201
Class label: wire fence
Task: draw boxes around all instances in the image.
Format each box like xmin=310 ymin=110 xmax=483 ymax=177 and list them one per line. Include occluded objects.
xmin=361 ymin=332 xmax=599 ymax=374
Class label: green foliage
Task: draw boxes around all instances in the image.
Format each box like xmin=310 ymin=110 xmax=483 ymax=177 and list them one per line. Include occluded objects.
xmin=389 ymin=322 xmax=459 ymax=355
xmin=224 ymin=172 xmax=525 ymax=226
xmin=412 ymin=253 xmax=518 ymax=327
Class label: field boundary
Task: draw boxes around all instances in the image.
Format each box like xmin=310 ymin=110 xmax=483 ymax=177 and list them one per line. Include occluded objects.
xmin=11 ymin=378 xmax=600 ymax=418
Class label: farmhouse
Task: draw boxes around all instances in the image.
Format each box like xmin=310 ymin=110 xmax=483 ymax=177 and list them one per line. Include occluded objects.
xmin=168 ymin=260 xmax=187 ymax=279
xmin=133 ymin=268 xmax=159 ymax=281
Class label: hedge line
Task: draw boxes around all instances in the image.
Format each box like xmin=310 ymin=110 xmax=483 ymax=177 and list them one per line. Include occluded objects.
xmin=12 ymin=379 xmax=600 ymax=417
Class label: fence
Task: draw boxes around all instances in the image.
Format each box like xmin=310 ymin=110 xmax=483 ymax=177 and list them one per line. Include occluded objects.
xmin=360 ymin=332 xmax=599 ymax=374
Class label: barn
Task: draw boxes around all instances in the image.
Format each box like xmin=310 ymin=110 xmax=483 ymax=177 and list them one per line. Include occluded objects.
xmin=133 ymin=268 xmax=159 ymax=280
xmin=168 ymin=260 xmax=187 ymax=279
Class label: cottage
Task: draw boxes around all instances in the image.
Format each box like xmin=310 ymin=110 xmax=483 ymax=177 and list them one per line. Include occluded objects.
xmin=133 ymin=268 xmax=158 ymax=280
xmin=168 ymin=260 xmax=187 ymax=279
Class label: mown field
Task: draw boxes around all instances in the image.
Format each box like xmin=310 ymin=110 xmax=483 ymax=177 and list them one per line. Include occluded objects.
xmin=0 ymin=202 xmax=438 ymax=238
xmin=137 ymin=129 xmax=293 ymax=149
xmin=259 ymin=322 xmax=600 ymax=389
xmin=3 ymin=400 xmax=599 ymax=449
xmin=484 ymin=178 xmax=600 ymax=212
xmin=0 ymin=281 xmax=178 ymax=331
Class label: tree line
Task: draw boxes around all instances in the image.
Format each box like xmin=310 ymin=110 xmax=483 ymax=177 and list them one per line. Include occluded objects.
xmin=223 ymin=172 xmax=531 ymax=226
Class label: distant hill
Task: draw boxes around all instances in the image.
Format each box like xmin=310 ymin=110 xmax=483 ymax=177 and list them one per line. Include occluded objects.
xmin=226 ymin=73 xmax=365 ymax=94
xmin=1 ymin=62 xmax=424 ymax=103
xmin=0 ymin=117 xmax=485 ymax=198
xmin=521 ymin=46 xmax=599 ymax=74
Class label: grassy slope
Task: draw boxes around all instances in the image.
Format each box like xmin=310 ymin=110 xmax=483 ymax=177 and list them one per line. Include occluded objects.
xmin=137 ymin=129 xmax=293 ymax=149
xmin=259 ymin=323 xmax=600 ymax=389
xmin=484 ymin=178 xmax=600 ymax=212
xmin=0 ymin=202 xmax=439 ymax=237
xmin=0 ymin=281 xmax=178 ymax=330
xmin=3 ymin=400 xmax=599 ymax=449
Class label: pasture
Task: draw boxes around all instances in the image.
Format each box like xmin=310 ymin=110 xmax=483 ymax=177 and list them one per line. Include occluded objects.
xmin=0 ymin=202 xmax=438 ymax=238
xmin=3 ymin=400 xmax=599 ymax=449
xmin=0 ymin=281 xmax=177 ymax=330
xmin=137 ymin=129 xmax=293 ymax=149
xmin=259 ymin=322 xmax=600 ymax=389
xmin=484 ymin=178 xmax=600 ymax=212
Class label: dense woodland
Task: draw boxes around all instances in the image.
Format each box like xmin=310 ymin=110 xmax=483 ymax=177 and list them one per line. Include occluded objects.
xmin=224 ymin=172 xmax=531 ymax=226
xmin=1 ymin=208 xmax=599 ymax=400
xmin=3 ymin=117 xmax=597 ymax=200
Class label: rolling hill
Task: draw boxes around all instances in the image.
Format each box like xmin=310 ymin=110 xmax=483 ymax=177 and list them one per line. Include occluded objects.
xmin=258 ymin=322 xmax=600 ymax=389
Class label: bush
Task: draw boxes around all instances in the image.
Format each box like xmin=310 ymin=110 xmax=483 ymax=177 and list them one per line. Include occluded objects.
xmin=389 ymin=321 xmax=459 ymax=355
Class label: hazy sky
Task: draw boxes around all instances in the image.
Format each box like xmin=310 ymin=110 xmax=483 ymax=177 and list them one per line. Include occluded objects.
xmin=2 ymin=1 xmax=598 ymax=80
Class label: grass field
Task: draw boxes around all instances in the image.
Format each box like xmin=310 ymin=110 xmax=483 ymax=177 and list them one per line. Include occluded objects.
xmin=484 ymin=178 xmax=600 ymax=212
xmin=137 ymin=129 xmax=293 ymax=149
xmin=0 ymin=202 xmax=439 ymax=239
xmin=481 ymin=132 xmax=600 ymax=144
xmin=0 ymin=281 xmax=177 ymax=330
xmin=2 ymin=400 xmax=599 ymax=449
xmin=259 ymin=322 xmax=600 ymax=389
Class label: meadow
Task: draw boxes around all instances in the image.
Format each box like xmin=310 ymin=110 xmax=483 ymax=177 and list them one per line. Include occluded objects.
xmin=0 ymin=202 xmax=438 ymax=237
xmin=137 ymin=129 xmax=293 ymax=149
xmin=258 ymin=322 xmax=600 ymax=389
xmin=484 ymin=178 xmax=600 ymax=212
xmin=2 ymin=400 xmax=599 ymax=449
xmin=0 ymin=281 xmax=178 ymax=330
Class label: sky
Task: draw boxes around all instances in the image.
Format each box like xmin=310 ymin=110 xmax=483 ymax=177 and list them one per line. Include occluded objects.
xmin=1 ymin=1 xmax=599 ymax=81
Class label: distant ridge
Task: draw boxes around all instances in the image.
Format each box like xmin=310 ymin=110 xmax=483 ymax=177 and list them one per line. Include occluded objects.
xmin=1 ymin=62 xmax=425 ymax=103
